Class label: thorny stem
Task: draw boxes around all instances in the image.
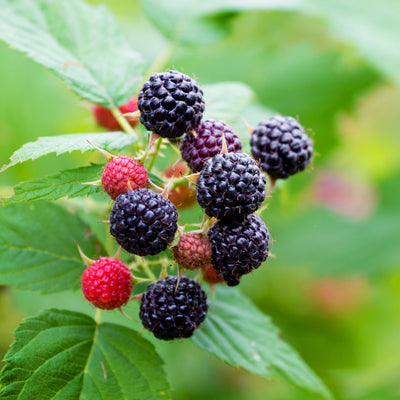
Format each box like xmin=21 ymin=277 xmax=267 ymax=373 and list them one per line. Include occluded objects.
xmin=148 ymin=137 xmax=163 ymax=172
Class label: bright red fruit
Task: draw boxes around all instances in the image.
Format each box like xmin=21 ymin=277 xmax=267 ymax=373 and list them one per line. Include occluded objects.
xmin=93 ymin=96 xmax=139 ymax=131
xmin=102 ymin=156 xmax=148 ymax=200
xmin=82 ymin=257 xmax=133 ymax=310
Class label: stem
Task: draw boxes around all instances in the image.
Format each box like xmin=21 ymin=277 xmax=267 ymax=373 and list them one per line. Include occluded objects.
xmin=171 ymin=176 xmax=188 ymax=190
xmin=94 ymin=308 xmax=102 ymax=324
xmin=267 ymin=177 xmax=276 ymax=197
xmin=111 ymin=108 xmax=137 ymax=137
xmin=141 ymin=261 xmax=157 ymax=281
xmin=139 ymin=132 xmax=153 ymax=163
xmin=148 ymin=137 xmax=163 ymax=172
xmin=111 ymin=107 xmax=140 ymax=152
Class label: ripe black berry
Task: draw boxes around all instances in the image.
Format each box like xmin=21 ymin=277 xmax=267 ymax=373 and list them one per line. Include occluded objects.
xmin=138 ymin=70 xmax=205 ymax=138
xmin=251 ymin=116 xmax=313 ymax=179
xmin=196 ymin=152 xmax=266 ymax=222
xmin=110 ymin=189 xmax=178 ymax=256
xmin=208 ymin=214 xmax=270 ymax=286
xmin=139 ymin=276 xmax=208 ymax=340
xmin=180 ymin=119 xmax=242 ymax=172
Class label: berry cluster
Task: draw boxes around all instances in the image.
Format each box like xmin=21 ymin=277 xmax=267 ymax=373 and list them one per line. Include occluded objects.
xmin=83 ymin=70 xmax=313 ymax=340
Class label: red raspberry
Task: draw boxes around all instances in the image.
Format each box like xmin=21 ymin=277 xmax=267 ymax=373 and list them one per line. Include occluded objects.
xmin=172 ymin=233 xmax=212 ymax=270
xmin=164 ymin=162 xmax=196 ymax=209
xmin=202 ymin=264 xmax=224 ymax=284
xmin=102 ymin=156 xmax=148 ymax=200
xmin=93 ymin=96 xmax=139 ymax=131
xmin=82 ymin=257 xmax=133 ymax=310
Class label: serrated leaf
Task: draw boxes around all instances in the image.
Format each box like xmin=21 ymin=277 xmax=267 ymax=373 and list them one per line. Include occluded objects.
xmin=0 ymin=202 xmax=103 ymax=293
xmin=0 ymin=0 xmax=144 ymax=107
xmin=2 ymin=164 xmax=105 ymax=206
xmin=1 ymin=132 xmax=135 ymax=171
xmin=192 ymin=286 xmax=332 ymax=399
xmin=0 ymin=309 xmax=171 ymax=400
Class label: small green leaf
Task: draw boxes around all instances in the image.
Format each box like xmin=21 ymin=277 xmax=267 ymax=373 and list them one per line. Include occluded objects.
xmin=0 ymin=202 xmax=103 ymax=293
xmin=1 ymin=132 xmax=135 ymax=172
xmin=148 ymin=171 xmax=166 ymax=187
xmin=0 ymin=309 xmax=171 ymax=400
xmin=0 ymin=0 xmax=144 ymax=107
xmin=2 ymin=164 xmax=104 ymax=206
xmin=192 ymin=286 xmax=332 ymax=399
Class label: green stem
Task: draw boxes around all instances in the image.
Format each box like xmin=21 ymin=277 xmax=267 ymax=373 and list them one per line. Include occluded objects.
xmin=141 ymin=261 xmax=157 ymax=281
xmin=147 ymin=137 xmax=163 ymax=172
xmin=171 ymin=176 xmax=188 ymax=190
xmin=139 ymin=133 xmax=153 ymax=164
xmin=111 ymin=107 xmax=140 ymax=152
xmin=94 ymin=308 xmax=102 ymax=324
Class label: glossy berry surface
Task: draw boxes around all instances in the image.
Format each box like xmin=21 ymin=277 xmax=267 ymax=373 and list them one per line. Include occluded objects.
xmin=251 ymin=116 xmax=313 ymax=179
xmin=196 ymin=152 xmax=266 ymax=222
xmin=93 ymin=96 xmax=139 ymax=131
xmin=138 ymin=70 xmax=205 ymax=138
xmin=110 ymin=189 xmax=178 ymax=256
xmin=172 ymin=233 xmax=212 ymax=270
xmin=101 ymin=156 xmax=148 ymax=200
xmin=208 ymin=215 xmax=270 ymax=286
xmin=139 ymin=276 xmax=208 ymax=340
xmin=82 ymin=258 xmax=132 ymax=310
xmin=180 ymin=119 xmax=242 ymax=172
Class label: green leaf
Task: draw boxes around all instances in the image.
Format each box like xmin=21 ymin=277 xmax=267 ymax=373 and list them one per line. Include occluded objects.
xmin=203 ymin=82 xmax=255 ymax=123
xmin=0 ymin=309 xmax=171 ymax=400
xmin=302 ymin=0 xmax=400 ymax=87
xmin=142 ymin=0 xmax=297 ymax=45
xmin=2 ymin=164 xmax=104 ymax=206
xmin=203 ymin=82 xmax=275 ymax=151
xmin=192 ymin=286 xmax=332 ymax=399
xmin=148 ymin=171 xmax=166 ymax=187
xmin=144 ymin=0 xmax=400 ymax=85
xmin=0 ymin=202 xmax=103 ymax=293
xmin=268 ymin=206 xmax=400 ymax=277
xmin=0 ymin=0 xmax=144 ymax=107
xmin=1 ymin=132 xmax=135 ymax=172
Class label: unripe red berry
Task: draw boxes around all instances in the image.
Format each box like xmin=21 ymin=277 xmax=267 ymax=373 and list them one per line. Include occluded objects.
xmin=101 ymin=156 xmax=148 ymax=200
xmin=202 ymin=263 xmax=224 ymax=285
xmin=82 ymin=257 xmax=133 ymax=310
xmin=93 ymin=96 xmax=139 ymax=131
xmin=172 ymin=233 xmax=212 ymax=270
xmin=164 ymin=162 xmax=196 ymax=209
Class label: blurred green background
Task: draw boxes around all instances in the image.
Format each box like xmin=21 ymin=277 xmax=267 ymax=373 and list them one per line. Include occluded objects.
xmin=1 ymin=1 xmax=400 ymax=399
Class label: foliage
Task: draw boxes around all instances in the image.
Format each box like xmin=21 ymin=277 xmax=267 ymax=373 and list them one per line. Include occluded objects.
xmin=0 ymin=0 xmax=399 ymax=399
